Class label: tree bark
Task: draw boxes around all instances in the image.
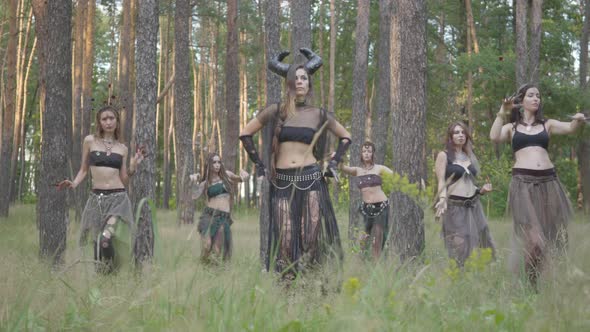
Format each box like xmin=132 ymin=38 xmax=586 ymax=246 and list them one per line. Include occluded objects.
xmin=32 ymin=0 xmax=71 ymax=265
xmin=390 ymin=0 xmax=427 ymax=261
xmin=372 ymin=0 xmax=392 ymax=164
xmin=119 ymin=0 xmax=134 ymax=144
xmin=261 ymin=0 xmax=281 ymax=265
xmin=133 ymin=0 xmax=158 ymax=264
xmin=529 ymin=0 xmax=543 ymax=85
xmin=223 ymin=0 xmax=239 ymax=172
xmin=578 ymin=0 xmax=590 ymax=214
xmin=290 ymin=0 xmax=311 ymax=63
xmin=515 ymin=0 xmax=528 ymax=87
xmin=174 ymin=0 xmax=195 ymax=224
xmin=72 ymin=0 xmax=86 ymax=221
xmin=0 ymin=0 xmax=18 ymax=217
xmin=349 ymin=0 xmax=370 ymax=240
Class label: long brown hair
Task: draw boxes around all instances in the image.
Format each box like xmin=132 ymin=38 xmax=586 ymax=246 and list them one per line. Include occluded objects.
xmin=510 ymin=83 xmax=545 ymax=128
xmin=201 ymin=153 xmax=234 ymax=201
xmin=271 ymin=65 xmax=315 ymax=175
xmin=94 ymin=105 xmax=121 ymax=140
xmin=444 ymin=121 xmax=480 ymax=173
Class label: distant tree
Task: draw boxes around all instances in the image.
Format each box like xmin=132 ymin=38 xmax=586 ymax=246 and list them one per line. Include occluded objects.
xmin=390 ymin=0 xmax=427 ymax=261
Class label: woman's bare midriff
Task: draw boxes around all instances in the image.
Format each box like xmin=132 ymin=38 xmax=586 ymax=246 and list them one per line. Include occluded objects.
xmin=360 ymin=186 xmax=388 ymax=203
xmin=447 ymin=177 xmax=478 ymax=198
xmin=513 ymin=147 xmax=554 ymax=169
xmin=90 ymin=166 xmax=125 ymax=190
xmin=275 ymin=141 xmax=318 ymax=169
xmin=207 ymin=195 xmax=231 ymax=212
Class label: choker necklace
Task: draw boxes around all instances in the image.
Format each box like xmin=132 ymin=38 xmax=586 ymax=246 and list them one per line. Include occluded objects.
xmin=295 ymin=100 xmax=306 ymax=107
xmin=455 ymin=152 xmax=469 ymax=162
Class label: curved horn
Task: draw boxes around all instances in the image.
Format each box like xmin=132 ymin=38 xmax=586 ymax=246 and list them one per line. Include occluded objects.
xmin=300 ymin=48 xmax=323 ymax=75
xmin=267 ymin=50 xmax=290 ymax=77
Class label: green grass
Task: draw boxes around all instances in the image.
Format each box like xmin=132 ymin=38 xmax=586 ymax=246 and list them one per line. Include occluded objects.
xmin=1 ymin=204 xmax=589 ymax=331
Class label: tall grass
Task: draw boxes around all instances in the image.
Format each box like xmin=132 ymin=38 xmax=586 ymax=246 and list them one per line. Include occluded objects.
xmin=1 ymin=204 xmax=589 ymax=331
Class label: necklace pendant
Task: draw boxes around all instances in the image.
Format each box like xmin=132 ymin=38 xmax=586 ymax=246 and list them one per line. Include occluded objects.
xmin=95 ymin=151 xmax=100 ymax=156
xmin=526 ymin=125 xmax=532 ymax=132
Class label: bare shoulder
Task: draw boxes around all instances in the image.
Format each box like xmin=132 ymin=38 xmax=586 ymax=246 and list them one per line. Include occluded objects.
xmin=436 ymin=151 xmax=447 ymax=161
xmin=84 ymin=135 xmax=95 ymax=143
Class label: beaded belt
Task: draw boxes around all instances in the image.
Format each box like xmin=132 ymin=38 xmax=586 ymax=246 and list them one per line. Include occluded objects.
xmin=360 ymin=200 xmax=389 ymax=217
xmin=274 ymin=171 xmax=323 ymax=182
xmin=272 ymin=168 xmax=323 ymax=190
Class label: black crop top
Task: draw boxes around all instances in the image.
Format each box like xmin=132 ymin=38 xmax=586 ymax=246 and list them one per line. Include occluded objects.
xmin=511 ymin=124 xmax=549 ymax=152
xmin=89 ymin=151 xmax=123 ymax=169
xmin=278 ymin=126 xmax=316 ymax=144
xmin=445 ymin=160 xmax=477 ymax=184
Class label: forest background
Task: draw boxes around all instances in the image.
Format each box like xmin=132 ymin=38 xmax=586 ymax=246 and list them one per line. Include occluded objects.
xmin=0 ymin=0 xmax=589 ymax=266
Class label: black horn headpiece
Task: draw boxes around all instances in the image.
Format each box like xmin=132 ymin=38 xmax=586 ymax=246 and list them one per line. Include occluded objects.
xmin=267 ymin=48 xmax=323 ymax=78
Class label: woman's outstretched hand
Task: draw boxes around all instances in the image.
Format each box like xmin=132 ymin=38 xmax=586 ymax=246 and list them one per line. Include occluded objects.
xmin=434 ymin=197 xmax=447 ymax=219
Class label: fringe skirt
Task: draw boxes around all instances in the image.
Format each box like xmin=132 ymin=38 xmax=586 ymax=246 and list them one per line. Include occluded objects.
xmin=198 ymin=206 xmax=233 ymax=261
xmin=442 ymin=194 xmax=496 ymax=266
xmin=266 ymin=164 xmax=343 ymax=274
xmin=79 ymin=189 xmax=135 ymax=269
xmin=508 ymin=168 xmax=573 ymax=267
xmin=359 ymin=200 xmax=389 ymax=253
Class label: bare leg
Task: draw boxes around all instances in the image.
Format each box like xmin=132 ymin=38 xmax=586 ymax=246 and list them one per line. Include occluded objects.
xmin=371 ymin=224 xmax=384 ymax=260
xmin=302 ymin=191 xmax=321 ymax=264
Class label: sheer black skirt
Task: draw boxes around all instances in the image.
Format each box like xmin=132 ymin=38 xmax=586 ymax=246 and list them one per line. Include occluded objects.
xmin=266 ymin=164 xmax=343 ymax=275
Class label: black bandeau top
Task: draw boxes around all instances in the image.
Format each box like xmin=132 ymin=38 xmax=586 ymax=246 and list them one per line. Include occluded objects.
xmin=89 ymin=151 xmax=123 ymax=169
xmin=357 ymin=174 xmax=382 ymax=189
xmin=278 ymin=126 xmax=316 ymax=145
xmin=445 ymin=157 xmax=477 ymax=184
xmin=511 ymin=123 xmax=549 ymax=153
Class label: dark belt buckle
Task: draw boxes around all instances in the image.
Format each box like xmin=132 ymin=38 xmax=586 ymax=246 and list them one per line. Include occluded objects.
xmin=463 ymin=199 xmax=474 ymax=208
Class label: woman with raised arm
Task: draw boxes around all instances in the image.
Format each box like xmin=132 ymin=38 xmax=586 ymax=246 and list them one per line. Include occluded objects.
xmin=239 ymin=48 xmax=351 ymax=278
xmin=339 ymin=141 xmax=392 ymax=260
xmin=434 ymin=122 xmax=496 ymax=267
xmin=190 ymin=153 xmax=249 ymax=262
xmin=57 ymin=105 xmax=145 ymax=273
xmin=490 ymin=83 xmax=586 ymax=287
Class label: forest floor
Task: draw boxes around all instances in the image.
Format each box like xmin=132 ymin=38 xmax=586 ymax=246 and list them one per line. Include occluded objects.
xmin=1 ymin=204 xmax=589 ymax=331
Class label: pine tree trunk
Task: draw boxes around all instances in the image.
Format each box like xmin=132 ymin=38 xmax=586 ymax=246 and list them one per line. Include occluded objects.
xmin=372 ymin=0 xmax=392 ymax=164
xmin=261 ymin=0 xmax=281 ymax=265
xmin=32 ymin=0 xmax=71 ymax=265
xmin=0 ymin=0 xmax=18 ymax=217
xmin=133 ymin=0 xmax=158 ymax=264
xmin=174 ymin=0 xmax=195 ymax=224
xmin=290 ymin=0 xmax=311 ymax=63
xmin=119 ymin=0 xmax=134 ymax=144
xmin=578 ymin=0 xmax=590 ymax=214
xmin=349 ymin=0 xmax=370 ymax=240
xmin=390 ymin=0 xmax=427 ymax=261
xmin=529 ymin=0 xmax=543 ymax=85
xmin=223 ymin=0 xmax=239 ymax=172
xmin=515 ymin=0 xmax=528 ymax=87
xmin=72 ymin=0 xmax=86 ymax=221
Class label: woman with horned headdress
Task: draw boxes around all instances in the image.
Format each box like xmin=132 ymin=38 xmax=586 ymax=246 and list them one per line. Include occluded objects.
xmin=189 ymin=153 xmax=249 ymax=262
xmin=239 ymin=48 xmax=351 ymax=277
